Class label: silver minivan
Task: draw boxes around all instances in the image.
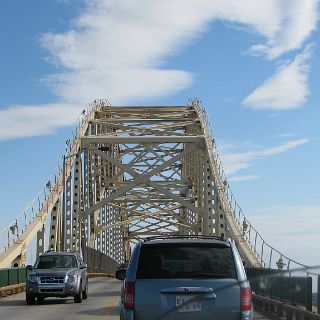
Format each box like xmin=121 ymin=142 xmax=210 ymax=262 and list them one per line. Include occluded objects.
xmin=116 ymin=236 xmax=253 ymax=320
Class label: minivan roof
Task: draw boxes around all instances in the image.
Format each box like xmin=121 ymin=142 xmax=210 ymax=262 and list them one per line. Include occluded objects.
xmin=141 ymin=238 xmax=231 ymax=246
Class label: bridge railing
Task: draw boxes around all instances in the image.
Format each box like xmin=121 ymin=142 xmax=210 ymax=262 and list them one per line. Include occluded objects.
xmin=0 ymin=170 xmax=60 ymax=255
xmin=190 ymin=99 xmax=314 ymax=272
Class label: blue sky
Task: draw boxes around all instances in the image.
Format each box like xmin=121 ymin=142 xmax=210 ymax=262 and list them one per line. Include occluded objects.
xmin=0 ymin=0 xmax=319 ymax=265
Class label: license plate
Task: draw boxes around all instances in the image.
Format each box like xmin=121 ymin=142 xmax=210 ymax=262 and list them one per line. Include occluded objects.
xmin=176 ymin=295 xmax=201 ymax=312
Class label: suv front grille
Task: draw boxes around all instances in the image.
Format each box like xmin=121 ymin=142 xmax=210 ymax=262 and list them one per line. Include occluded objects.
xmin=40 ymin=288 xmax=64 ymax=293
xmin=39 ymin=276 xmax=65 ymax=284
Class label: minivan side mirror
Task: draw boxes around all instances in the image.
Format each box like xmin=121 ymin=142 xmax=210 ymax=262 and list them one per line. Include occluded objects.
xmin=80 ymin=263 xmax=87 ymax=269
xmin=115 ymin=268 xmax=126 ymax=280
xmin=26 ymin=265 xmax=33 ymax=271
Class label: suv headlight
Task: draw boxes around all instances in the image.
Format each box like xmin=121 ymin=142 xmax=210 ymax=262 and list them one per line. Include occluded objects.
xmin=28 ymin=275 xmax=38 ymax=283
xmin=65 ymin=274 xmax=78 ymax=283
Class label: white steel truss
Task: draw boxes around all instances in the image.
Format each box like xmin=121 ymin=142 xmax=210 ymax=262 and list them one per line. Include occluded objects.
xmin=0 ymin=100 xmax=306 ymax=270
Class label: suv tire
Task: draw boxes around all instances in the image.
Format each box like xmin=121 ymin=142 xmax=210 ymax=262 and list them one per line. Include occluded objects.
xmin=82 ymin=281 xmax=88 ymax=299
xmin=26 ymin=293 xmax=35 ymax=305
xmin=74 ymin=282 xmax=83 ymax=303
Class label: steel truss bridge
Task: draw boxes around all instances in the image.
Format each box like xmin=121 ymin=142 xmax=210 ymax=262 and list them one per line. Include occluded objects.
xmin=0 ymin=100 xmax=308 ymax=273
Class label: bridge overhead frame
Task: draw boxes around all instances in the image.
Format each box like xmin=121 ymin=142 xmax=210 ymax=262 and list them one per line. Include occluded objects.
xmin=0 ymin=101 xmax=261 ymax=267
xmin=78 ymin=105 xmax=221 ymax=262
xmin=1 ymin=99 xmax=304 ymax=270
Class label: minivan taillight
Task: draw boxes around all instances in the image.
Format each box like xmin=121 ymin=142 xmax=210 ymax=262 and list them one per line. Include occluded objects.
xmin=241 ymin=287 xmax=252 ymax=311
xmin=124 ymin=282 xmax=135 ymax=309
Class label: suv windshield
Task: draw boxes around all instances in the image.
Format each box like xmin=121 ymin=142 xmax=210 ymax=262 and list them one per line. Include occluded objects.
xmin=36 ymin=255 xmax=77 ymax=269
xmin=136 ymin=243 xmax=237 ymax=279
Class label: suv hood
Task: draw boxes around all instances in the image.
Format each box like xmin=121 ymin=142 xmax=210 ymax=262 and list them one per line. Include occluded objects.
xmin=30 ymin=268 xmax=78 ymax=276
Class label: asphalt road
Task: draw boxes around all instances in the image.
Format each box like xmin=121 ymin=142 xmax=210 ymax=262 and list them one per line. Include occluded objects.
xmin=0 ymin=278 xmax=121 ymax=320
xmin=0 ymin=277 xmax=280 ymax=320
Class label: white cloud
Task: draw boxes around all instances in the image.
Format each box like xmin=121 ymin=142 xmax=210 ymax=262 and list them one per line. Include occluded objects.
xmin=229 ymin=175 xmax=260 ymax=182
xmin=220 ymin=139 xmax=308 ymax=176
xmin=248 ymin=0 xmax=319 ymax=59
xmin=1 ymin=0 xmax=319 ymax=140
xmin=40 ymin=0 xmax=318 ymax=105
xmin=0 ymin=104 xmax=79 ymax=140
xmin=44 ymin=69 xmax=192 ymax=105
xmin=243 ymin=46 xmax=312 ymax=110
xmin=250 ymin=206 xmax=320 ymax=266
xmin=275 ymin=132 xmax=297 ymax=138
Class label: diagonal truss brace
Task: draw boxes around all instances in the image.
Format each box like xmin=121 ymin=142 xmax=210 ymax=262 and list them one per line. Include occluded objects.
xmin=80 ymin=141 xmax=203 ymax=220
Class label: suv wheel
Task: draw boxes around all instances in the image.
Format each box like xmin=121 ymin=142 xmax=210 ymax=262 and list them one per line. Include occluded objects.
xmin=26 ymin=293 xmax=35 ymax=305
xmin=82 ymin=281 xmax=88 ymax=299
xmin=74 ymin=282 xmax=83 ymax=303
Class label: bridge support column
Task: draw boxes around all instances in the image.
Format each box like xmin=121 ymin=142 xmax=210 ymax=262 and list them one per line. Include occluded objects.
xmin=72 ymin=154 xmax=81 ymax=251
xmin=214 ymin=186 xmax=227 ymax=238
xmin=36 ymin=224 xmax=45 ymax=257
xmin=202 ymin=155 xmax=214 ymax=235
xmin=20 ymin=241 xmax=27 ymax=266
xmin=49 ymin=200 xmax=62 ymax=251
xmin=64 ymin=173 xmax=73 ymax=250
xmin=10 ymin=241 xmax=26 ymax=267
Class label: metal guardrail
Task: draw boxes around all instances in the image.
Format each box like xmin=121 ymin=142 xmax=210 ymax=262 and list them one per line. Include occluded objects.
xmin=82 ymin=244 xmax=119 ymax=275
xmin=253 ymin=294 xmax=320 ymax=320
xmin=0 ymin=267 xmax=29 ymax=288
xmin=247 ymin=267 xmax=313 ymax=312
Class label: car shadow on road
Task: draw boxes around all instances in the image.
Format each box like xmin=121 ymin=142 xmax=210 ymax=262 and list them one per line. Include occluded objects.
xmin=0 ymin=298 xmax=71 ymax=307
xmin=0 ymin=299 xmax=27 ymax=307
xmin=88 ymin=290 xmax=120 ymax=297
xmin=77 ymin=305 xmax=119 ymax=316
xmin=36 ymin=298 xmax=71 ymax=305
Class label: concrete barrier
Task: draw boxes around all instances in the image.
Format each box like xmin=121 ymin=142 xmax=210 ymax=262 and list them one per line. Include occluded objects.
xmin=0 ymin=283 xmax=26 ymax=298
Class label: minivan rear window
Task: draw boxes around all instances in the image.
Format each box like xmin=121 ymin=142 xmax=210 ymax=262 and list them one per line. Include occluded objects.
xmin=136 ymin=243 xmax=237 ymax=279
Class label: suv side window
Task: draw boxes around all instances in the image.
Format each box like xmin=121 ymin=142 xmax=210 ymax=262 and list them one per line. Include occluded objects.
xmin=136 ymin=243 xmax=237 ymax=279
